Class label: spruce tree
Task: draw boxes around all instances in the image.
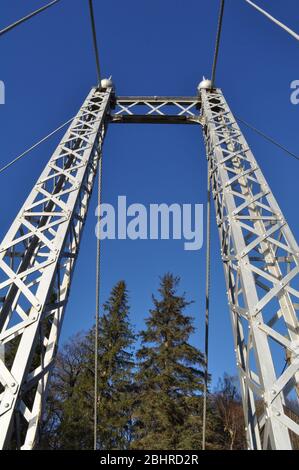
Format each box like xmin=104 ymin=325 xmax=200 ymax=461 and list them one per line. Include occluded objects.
xmin=132 ymin=273 xmax=206 ymax=450
xmin=95 ymin=280 xmax=135 ymax=449
xmin=41 ymin=280 xmax=135 ymax=450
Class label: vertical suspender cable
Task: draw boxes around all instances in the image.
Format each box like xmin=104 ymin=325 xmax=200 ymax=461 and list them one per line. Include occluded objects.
xmin=202 ymin=0 xmax=225 ymax=449
xmin=211 ymin=0 xmax=225 ymax=89
xmin=94 ymin=152 xmax=103 ymax=450
xmin=87 ymin=0 xmax=103 ymax=450
xmin=202 ymin=157 xmax=211 ymax=450
xmin=88 ymin=0 xmax=101 ymax=85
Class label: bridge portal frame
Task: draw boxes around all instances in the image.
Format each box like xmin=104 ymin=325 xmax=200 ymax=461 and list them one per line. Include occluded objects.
xmin=0 ymin=83 xmax=298 ymax=449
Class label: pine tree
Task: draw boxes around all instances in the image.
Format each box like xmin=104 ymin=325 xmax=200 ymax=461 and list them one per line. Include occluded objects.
xmin=132 ymin=273 xmax=207 ymax=450
xmin=95 ymin=280 xmax=135 ymax=449
xmin=41 ymin=281 xmax=135 ymax=450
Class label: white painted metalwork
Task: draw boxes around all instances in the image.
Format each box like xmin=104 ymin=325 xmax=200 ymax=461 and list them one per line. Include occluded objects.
xmin=0 ymin=86 xmax=112 ymax=449
xmin=201 ymin=87 xmax=299 ymax=449
xmin=0 ymin=84 xmax=299 ymax=450
xmin=111 ymin=96 xmax=201 ymax=124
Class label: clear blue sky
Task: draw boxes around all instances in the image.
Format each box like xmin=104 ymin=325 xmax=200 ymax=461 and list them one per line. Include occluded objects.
xmin=0 ymin=0 xmax=299 ymax=386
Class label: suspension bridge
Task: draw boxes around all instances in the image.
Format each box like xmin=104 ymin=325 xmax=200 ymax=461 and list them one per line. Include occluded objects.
xmin=0 ymin=0 xmax=299 ymax=451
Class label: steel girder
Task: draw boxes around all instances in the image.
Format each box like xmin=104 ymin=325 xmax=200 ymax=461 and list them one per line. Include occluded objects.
xmin=201 ymin=88 xmax=299 ymax=449
xmin=110 ymin=96 xmax=202 ymax=124
xmin=0 ymin=86 xmax=112 ymax=449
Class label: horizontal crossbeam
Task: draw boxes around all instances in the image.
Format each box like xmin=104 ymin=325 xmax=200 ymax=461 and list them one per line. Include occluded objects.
xmin=110 ymin=96 xmax=202 ymax=124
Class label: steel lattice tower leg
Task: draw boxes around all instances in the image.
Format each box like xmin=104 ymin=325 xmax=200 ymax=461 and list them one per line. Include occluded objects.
xmin=200 ymin=87 xmax=299 ymax=449
xmin=0 ymin=86 xmax=112 ymax=449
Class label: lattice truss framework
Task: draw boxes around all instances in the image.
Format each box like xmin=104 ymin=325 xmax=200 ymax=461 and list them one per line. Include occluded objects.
xmin=110 ymin=96 xmax=201 ymax=124
xmin=0 ymin=87 xmax=112 ymax=449
xmin=201 ymin=88 xmax=299 ymax=449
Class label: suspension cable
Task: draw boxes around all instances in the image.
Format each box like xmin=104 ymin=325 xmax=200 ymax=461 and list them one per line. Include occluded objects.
xmin=88 ymin=0 xmax=101 ymax=85
xmin=202 ymin=0 xmax=225 ymax=447
xmin=202 ymin=157 xmax=212 ymax=450
xmin=0 ymin=0 xmax=61 ymax=37
xmin=244 ymin=0 xmax=299 ymax=41
xmin=236 ymin=116 xmax=299 ymax=162
xmin=211 ymin=0 xmax=226 ymax=89
xmin=87 ymin=0 xmax=103 ymax=449
xmin=94 ymin=151 xmax=103 ymax=450
xmin=0 ymin=115 xmax=75 ymax=175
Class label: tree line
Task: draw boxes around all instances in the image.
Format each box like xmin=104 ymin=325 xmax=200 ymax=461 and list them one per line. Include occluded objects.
xmin=39 ymin=274 xmax=246 ymax=450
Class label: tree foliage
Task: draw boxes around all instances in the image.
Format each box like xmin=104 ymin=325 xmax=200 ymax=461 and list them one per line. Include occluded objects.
xmin=41 ymin=281 xmax=134 ymax=450
xmin=39 ymin=275 xmax=247 ymax=450
xmin=132 ymin=274 xmax=221 ymax=449
xmin=212 ymin=374 xmax=246 ymax=450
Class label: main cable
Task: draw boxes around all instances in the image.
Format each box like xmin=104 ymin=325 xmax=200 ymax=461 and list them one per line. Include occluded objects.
xmin=211 ymin=0 xmax=225 ymax=89
xmin=0 ymin=1 xmax=61 ymax=37
xmin=88 ymin=0 xmax=101 ymax=85
xmin=244 ymin=0 xmax=299 ymax=41
xmin=0 ymin=116 xmax=75 ymax=175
